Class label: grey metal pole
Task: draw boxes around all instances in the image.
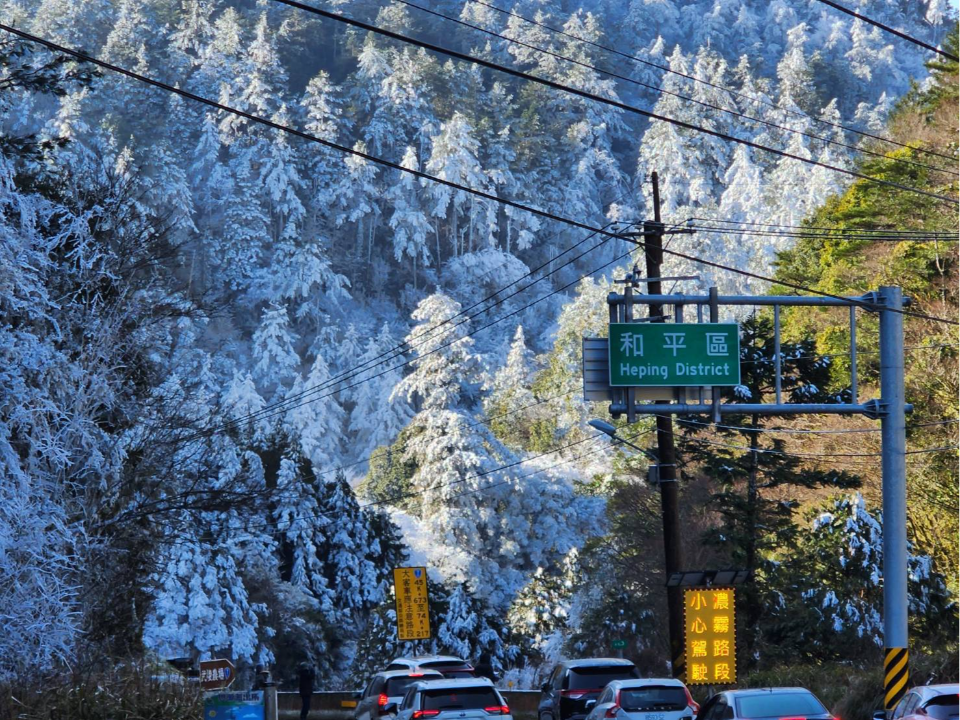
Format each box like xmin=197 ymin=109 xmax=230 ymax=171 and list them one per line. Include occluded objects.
xmin=879 ymin=286 xmax=909 ymax=712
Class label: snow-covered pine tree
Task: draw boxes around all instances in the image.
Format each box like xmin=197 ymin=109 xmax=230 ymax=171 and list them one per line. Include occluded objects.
xmin=764 ymin=493 xmax=955 ymax=661
xmin=252 ymin=302 xmax=301 ymax=402
xmin=349 ymin=323 xmax=414 ymax=459
xmin=286 ymin=352 xmax=344 ymax=472
xmin=388 ymin=146 xmax=433 ymax=289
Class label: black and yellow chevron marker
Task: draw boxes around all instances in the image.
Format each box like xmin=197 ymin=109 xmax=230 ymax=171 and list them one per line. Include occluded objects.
xmin=884 ymin=647 xmax=909 ymax=710
xmin=672 ymin=649 xmax=685 ymax=682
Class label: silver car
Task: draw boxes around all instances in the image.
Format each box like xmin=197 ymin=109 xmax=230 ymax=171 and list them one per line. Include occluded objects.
xmin=584 ymin=679 xmax=696 ymax=720
xmin=396 ymin=678 xmax=512 ymax=720
xmin=879 ymin=683 xmax=959 ymax=720
xmin=355 ymin=670 xmax=445 ymax=720
xmin=697 ymin=688 xmax=834 ymax=720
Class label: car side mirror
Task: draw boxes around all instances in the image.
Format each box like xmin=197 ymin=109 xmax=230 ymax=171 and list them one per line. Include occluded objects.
xmin=541 ymin=682 xmax=551 ymax=693
xmin=872 ymin=713 xmax=887 ymax=720
xmin=383 ymin=703 xmax=398 ymax=714
xmin=354 ymin=691 xmax=363 ymax=699
xmin=585 ymin=700 xmax=597 ymax=711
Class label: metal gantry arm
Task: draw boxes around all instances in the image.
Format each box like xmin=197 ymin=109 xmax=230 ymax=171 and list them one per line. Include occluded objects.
xmin=601 ymin=290 xmax=892 ymax=419
xmin=586 ymin=284 xmax=911 ymax=709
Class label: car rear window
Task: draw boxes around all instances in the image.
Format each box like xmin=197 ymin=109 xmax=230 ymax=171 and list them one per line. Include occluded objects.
xmin=567 ymin=667 xmax=640 ymax=691
xmin=420 ymin=661 xmax=464 ymax=668
xmin=422 ymin=688 xmax=500 ymax=711
xmin=924 ymin=694 xmax=959 ymax=720
xmin=386 ymin=677 xmax=429 ymax=697
xmin=736 ymin=693 xmax=826 ymax=718
xmin=442 ymin=671 xmax=478 ymax=679
xmin=619 ymin=687 xmax=688 ymax=712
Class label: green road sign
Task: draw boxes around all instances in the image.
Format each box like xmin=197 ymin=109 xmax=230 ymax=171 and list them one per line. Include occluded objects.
xmin=608 ymin=323 xmax=740 ymax=387
xmin=611 ymin=639 xmax=627 ymax=649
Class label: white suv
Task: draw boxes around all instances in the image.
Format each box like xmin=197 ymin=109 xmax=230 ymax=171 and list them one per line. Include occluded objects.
xmin=584 ymin=679 xmax=697 ymax=720
xmin=387 ymin=656 xmax=476 ymax=678
xmin=397 ymin=678 xmax=512 ymax=720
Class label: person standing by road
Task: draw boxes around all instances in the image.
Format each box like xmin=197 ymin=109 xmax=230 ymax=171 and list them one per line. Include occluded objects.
xmin=298 ymin=663 xmax=316 ymax=720
xmin=475 ymin=652 xmax=497 ymax=683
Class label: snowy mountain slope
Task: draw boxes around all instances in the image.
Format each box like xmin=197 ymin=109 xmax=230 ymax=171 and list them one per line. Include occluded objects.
xmin=0 ymin=0 xmax=951 ymax=684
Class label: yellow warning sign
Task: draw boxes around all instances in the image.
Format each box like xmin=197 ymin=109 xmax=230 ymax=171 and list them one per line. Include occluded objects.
xmin=684 ymin=587 xmax=737 ymax=685
xmin=394 ymin=567 xmax=431 ymax=641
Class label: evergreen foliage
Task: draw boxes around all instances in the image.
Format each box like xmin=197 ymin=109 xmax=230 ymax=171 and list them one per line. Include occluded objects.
xmin=1 ymin=0 xmax=955 ymax=687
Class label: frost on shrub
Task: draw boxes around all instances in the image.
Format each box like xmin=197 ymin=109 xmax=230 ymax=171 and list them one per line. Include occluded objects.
xmin=765 ymin=493 xmax=955 ymax=660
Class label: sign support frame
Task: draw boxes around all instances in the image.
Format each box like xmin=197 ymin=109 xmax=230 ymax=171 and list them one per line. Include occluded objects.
xmin=586 ymin=280 xmax=911 ymax=700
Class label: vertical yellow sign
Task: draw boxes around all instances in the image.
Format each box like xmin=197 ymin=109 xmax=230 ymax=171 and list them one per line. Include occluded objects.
xmin=684 ymin=587 xmax=737 ymax=685
xmin=394 ymin=567 xmax=431 ymax=641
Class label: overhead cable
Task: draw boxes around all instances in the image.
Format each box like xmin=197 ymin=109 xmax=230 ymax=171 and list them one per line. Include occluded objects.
xmin=261 ymin=0 xmax=959 ymax=205
xmin=809 ymin=0 xmax=959 ymax=61
xmin=394 ymin=0 xmax=957 ymax=178
xmin=461 ymin=0 xmax=958 ymax=162
xmin=688 ymin=226 xmax=958 ymax=242
xmin=181 ymin=240 xmax=643 ymax=444
xmin=7 ymin=24 xmax=960 ymax=344
xmin=205 ymin=220 xmax=621 ymax=437
xmin=688 ymin=217 xmax=959 ymax=235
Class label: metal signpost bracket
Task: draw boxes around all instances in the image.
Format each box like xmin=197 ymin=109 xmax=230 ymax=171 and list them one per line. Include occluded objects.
xmin=584 ymin=284 xmax=911 ymax=701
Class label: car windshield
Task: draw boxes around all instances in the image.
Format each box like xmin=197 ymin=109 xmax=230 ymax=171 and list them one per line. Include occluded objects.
xmin=736 ymin=693 xmax=826 ymax=718
xmin=422 ymin=688 xmax=500 ymax=711
xmin=619 ymin=687 xmax=687 ymax=711
xmin=568 ymin=667 xmax=639 ymax=691
xmin=924 ymin=694 xmax=959 ymax=720
xmin=387 ymin=677 xmax=432 ymax=697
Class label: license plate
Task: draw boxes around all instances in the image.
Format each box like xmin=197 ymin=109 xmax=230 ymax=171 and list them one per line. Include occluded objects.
xmin=643 ymin=714 xmax=665 ymax=720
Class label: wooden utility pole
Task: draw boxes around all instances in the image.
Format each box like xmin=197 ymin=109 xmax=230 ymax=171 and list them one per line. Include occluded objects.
xmin=643 ymin=172 xmax=685 ymax=680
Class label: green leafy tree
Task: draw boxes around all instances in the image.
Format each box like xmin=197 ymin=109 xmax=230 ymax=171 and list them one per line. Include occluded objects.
xmin=679 ymin=316 xmax=860 ymax=660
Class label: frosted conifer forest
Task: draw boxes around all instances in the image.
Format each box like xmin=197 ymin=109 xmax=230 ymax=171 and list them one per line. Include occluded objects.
xmin=1 ymin=0 xmax=957 ymax=695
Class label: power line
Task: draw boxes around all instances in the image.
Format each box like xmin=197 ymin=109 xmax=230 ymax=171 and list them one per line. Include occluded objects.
xmin=187 ymin=240 xmax=642 ymax=445
xmin=688 ymin=226 xmax=959 ymax=243
xmin=204 ymin=221 xmax=620 ymax=438
xmin=677 ymin=419 xmax=880 ymax=435
xmin=7 ymin=21 xmax=960 ymax=346
xmin=809 ymin=0 xmax=959 ymax=62
xmin=688 ymin=217 xmax=958 ymax=235
xmin=394 ymin=0 xmax=958 ymax=179
xmin=461 ymin=0 xmax=959 ymax=163
xmin=0 ymin=24 xmax=631 ymax=244
xmin=189 ymin=222 xmax=638 ymax=441
xmin=262 ymin=0 xmax=959 ymax=206
xmin=226 ymin=427 xmax=651 ymax=533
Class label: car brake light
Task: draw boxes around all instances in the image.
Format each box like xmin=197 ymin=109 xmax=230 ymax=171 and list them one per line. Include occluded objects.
xmin=378 ymin=694 xmax=389 ymax=706
xmin=409 ymin=673 xmax=425 ymax=677
xmin=603 ymin=689 xmax=621 ymax=718
xmin=485 ymin=706 xmax=510 ymax=715
xmin=413 ymin=712 xmax=440 ymax=719
xmin=683 ymin=687 xmax=699 ymax=713
xmin=779 ymin=717 xmax=806 ymax=720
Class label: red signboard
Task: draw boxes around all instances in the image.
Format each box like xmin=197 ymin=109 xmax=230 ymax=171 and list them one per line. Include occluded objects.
xmin=199 ymin=658 xmax=236 ymax=690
